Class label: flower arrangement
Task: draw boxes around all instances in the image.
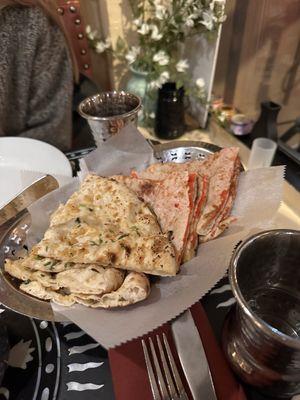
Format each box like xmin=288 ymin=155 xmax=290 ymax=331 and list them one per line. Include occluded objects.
xmin=86 ymin=0 xmax=226 ymax=122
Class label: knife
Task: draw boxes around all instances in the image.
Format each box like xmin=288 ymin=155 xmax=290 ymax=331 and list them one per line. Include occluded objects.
xmin=0 ymin=175 xmax=59 ymax=226
xmin=171 ymin=309 xmax=217 ymax=400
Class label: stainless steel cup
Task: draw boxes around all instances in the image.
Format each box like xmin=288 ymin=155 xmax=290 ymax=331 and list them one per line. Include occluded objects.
xmin=78 ymin=91 xmax=142 ymax=146
xmin=222 ymin=229 xmax=300 ymax=398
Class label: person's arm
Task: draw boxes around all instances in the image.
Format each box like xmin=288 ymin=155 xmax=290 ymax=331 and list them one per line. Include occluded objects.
xmin=21 ymin=8 xmax=73 ymax=150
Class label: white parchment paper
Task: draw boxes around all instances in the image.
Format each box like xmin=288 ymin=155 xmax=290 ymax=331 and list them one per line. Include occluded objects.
xmin=27 ymin=125 xmax=285 ymax=348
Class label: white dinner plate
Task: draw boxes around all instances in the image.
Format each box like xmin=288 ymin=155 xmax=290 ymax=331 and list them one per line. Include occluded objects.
xmin=0 ymin=137 xmax=72 ymax=208
xmin=0 ymin=137 xmax=72 ymax=176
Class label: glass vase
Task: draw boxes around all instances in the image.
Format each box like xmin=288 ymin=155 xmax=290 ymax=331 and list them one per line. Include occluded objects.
xmin=125 ymin=67 xmax=156 ymax=127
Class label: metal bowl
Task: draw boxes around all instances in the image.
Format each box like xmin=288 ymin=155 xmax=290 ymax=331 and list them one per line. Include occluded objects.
xmin=0 ymin=141 xmax=220 ymax=321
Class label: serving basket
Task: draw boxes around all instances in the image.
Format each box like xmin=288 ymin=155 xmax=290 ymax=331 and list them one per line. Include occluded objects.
xmin=0 ymin=141 xmax=221 ymax=321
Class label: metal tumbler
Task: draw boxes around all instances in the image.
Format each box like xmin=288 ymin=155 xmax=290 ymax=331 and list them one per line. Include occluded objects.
xmin=78 ymin=91 xmax=142 ymax=146
xmin=222 ymin=229 xmax=300 ymax=398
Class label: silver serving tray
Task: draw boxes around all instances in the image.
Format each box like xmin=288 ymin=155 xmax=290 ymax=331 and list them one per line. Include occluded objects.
xmin=0 ymin=141 xmax=221 ymax=321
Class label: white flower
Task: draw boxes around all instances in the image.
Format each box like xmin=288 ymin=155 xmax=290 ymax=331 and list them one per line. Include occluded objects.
xmin=201 ymin=11 xmax=214 ymax=31
xmin=196 ymin=78 xmax=205 ymax=89
xmin=149 ymin=71 xmax=170 ymax=90
xmin=137 ymin=23 xmax=150 ymax=35
xmin=176 ymin=59 xmax=189 ymax=73
xmin=95 ymin=41 xmax=106 ymax=53
xmin=95 ymin=38 xmax=111 ymax=53
xmin=85 ymin=25 xmax=98 ymax=41
xmin=159 ymin=71 xmax=170 ymax=84
xmin=210 ymin=0 xmax=226 ymax=11
xmin=185 ymin=18 xmax=194 ymax=28
xmin=153 ymin=50 xmax=169 ymax=66
xmin=155 ymin=4 xmax=167 ymax=20
xmin=150 ymin=25 xmax=163 ymax=41
xmin=133 ymin=18 xmax=142 ymax=27
xmin=125 ymin=46 xmax=140 ymax=65
xmin=149 ymin=112 xmax=155 ymax=119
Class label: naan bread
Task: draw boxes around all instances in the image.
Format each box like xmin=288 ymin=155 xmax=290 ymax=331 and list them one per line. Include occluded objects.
xmin=5 ymin=257 xmax=125 ymax=295
xmin=33 ymin=175 xmax=178 ymax=276
xmin=5 ymin=258 xmax=59 ymax=290
xmin=19 ymin=271 xmax=150 ymax=309
xmin=183 ymin=174 xmax=209 ymax=262
xmin=195 ymin=147 xmax=240 ymax=239
xmin=136 ymin=147 xmax=240 ymax=243
xmin=75 ymin=272 xmax=150 ymax=308
xmin=113 ymin=171 xmax=196 ymax=263
xmin=55 ymin=265 xmax=125 ymax=294
xmin=5 ymin=254 xmax=83 ymax=273
xmin=20 ymin=281 xmax=76 ymax=306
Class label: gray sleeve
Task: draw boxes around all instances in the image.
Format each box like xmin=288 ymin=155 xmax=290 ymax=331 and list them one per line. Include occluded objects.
xmin=21 ymin=10 xmax=73 ymax=151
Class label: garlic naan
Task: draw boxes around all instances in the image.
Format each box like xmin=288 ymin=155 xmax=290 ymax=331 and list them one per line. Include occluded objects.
xmin=33 ymin=175 xmax=178 ymax=276
xmin=5 ymin=257 xmax=125 ymax=295
xmin=75 ymin=272 xmax=150 ymax=308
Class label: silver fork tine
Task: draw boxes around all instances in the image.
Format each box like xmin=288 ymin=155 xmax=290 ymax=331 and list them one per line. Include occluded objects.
xmin=149 ymin=337 xmax=170 ymax=400
xmin=156 ymin=335 xmax=179 ymax=400
xmin=163 ymin=333 xmax=189 ymax=400
xmin=142 ymin=339 xmax=162 ymax=400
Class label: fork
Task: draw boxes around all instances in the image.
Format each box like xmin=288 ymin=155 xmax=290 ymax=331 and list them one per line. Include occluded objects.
xmin=142 ymin=333 xmax=189 ymax=400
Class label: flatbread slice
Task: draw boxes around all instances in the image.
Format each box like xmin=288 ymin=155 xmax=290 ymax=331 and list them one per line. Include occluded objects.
xmin=113 ymin=171 xmax=197 ymax=263
xmin=75 ymin=272 xmax=150 ymax=308
xmin=183 ymin=174 xmax=209 ymax=262
xmin=33 ymin=175 xmax=178 ymax=276
xmin=137 ymin=148 xmax=240 ymax=241
xmin=4 ymin=258 xmax=59 ymax=290
xmin=19 ymin=272 xmax=150 ymax=309
xmin=20 ymin=281 xmax=76 ymax=306
xmin=5 ymin=257 xmax=125 ymax=295
xmin=5 ymin=254 xmax=84 ymax=273
xmin=195 ymin=147 xmax=240 ymax=238
xmin=200 ymin=154 xmax=240 ymax=242
xmin=55 ymin=265 xmax=125 ymax=294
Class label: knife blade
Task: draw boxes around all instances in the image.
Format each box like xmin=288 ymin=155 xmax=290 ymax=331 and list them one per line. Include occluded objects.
xmin=171 ymin=309 xmax=217 ymax=400
xmin=0 ymin=175 xmax=59 ymax=226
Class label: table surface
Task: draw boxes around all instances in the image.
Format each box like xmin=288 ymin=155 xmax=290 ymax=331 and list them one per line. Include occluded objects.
xmin=1 ymin=119 xmax=300 ymax=400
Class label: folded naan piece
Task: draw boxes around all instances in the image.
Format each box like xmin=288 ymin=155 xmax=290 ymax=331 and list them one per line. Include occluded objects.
xmin=5 ymin=257 xmax=125 ymax=295
xmin=33 ymin=175 xmax=178 ymax=276
xmin=75 ymin=272 xmax=150 ymax=308
xmin=20 ymin=281 xmax=76 ymax=306
xmin=195 ymin=147 xmax=240 ymax=240
xmin=5 ymin=258 xmax=59 ymax=289
xmin=4 ymin=254 xmax=84 ymax=273
xmin=19 ymin=271 xmax=150 ymax=309
xmin=182 ymin=174 xmax=209 ymax=262
xmin=55 ymin=265 xmax=125 ymax=294
xmin=113 ymin=171 xmax=197 ymax=263
xmin=199 ymin=153 xmax=240 ymax=242
xmin=134 ymin=161 xmax=208 ymax=261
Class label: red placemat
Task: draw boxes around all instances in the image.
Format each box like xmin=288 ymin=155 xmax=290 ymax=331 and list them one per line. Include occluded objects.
xmin=109 ymin=302 xmax=246 ymax=400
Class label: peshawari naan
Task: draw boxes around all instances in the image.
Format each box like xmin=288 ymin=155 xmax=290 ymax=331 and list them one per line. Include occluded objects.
xmin=33 ymin=175 xmax=178 ymax=276
xmin=136 ymin=147 xmax=241 ymax=243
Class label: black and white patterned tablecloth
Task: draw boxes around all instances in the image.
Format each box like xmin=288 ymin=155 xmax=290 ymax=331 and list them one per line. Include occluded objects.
xmin=0 ymin=306 xmax=114 ymax=400
xmin=0 ymin=276 xmax=274 ymax=400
